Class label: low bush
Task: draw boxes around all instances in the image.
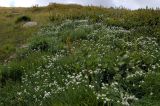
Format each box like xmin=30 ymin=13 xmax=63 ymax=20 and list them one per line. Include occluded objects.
xmin=29 ymin=36 xmax=50 ymax=52
xmin=0 ymin=63 xmax=23 ymax=87
xmin=15 ymin=15 xmax=31 ymax=23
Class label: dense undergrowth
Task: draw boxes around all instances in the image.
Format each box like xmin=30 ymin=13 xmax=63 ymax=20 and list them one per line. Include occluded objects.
xmin=0 ymin=19 xmax=160 ymax=106
xmin=0 ymin=4 xmax=160 ymax=106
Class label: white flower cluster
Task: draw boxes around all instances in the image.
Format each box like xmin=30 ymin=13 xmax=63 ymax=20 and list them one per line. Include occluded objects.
xmin=126 ymin=70 xmax=146 ymax=79
xmin=13 ymin=19 xmax=160 ymax=105
xmin=121 ymin=92 xmax=138 ymax=106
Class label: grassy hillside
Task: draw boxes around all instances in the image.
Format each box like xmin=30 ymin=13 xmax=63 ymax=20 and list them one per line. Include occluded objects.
xmin=0 ymin=3 xmax=160 ymax=106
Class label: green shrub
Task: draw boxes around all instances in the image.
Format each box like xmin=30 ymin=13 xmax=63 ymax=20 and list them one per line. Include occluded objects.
xmin=0 ymin=64 xmax=23 ymax=87
xmin=29 ymin=36 xmax=50 ymax=52
xmin=15 ymin=15 xmax=31 ymax=23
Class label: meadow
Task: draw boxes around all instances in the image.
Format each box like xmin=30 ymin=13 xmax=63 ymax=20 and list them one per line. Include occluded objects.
xmin=0 ymin=3 xmax=160 ymax=106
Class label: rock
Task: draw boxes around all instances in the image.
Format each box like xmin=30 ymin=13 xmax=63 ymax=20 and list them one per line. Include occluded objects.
xmin=23 ymin=21 xmax=37 ymax=28
xmin=20 ymin=44 xmax=28 ymax=49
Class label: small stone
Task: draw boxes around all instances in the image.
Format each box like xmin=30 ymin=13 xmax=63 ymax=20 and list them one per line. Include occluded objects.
xmin=23 ymin=21 xmax=37 ymax=28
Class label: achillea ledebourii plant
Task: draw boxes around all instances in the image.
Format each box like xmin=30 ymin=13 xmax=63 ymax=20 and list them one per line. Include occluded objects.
xmin=11 ymin=20 xmax=160 ymax=106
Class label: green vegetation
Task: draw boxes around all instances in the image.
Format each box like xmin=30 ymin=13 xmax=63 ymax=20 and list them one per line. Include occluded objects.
xmin=15 ymin=15 xmax=31 ymax=23
xmin=0 ymin=3 xmax=160 ymax=106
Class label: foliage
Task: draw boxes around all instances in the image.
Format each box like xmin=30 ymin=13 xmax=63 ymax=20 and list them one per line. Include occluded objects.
xmin=15 ymin=15 xmax=31 ymax=23
xmin=0 ymin=19 xmax=160 ymax=106
xmin=0 ymin=4 xmax=160 ymax=106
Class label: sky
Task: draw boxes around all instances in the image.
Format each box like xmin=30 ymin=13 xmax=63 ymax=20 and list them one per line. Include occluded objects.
xmin=0 ymin=0 xmax=160 ymax=10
